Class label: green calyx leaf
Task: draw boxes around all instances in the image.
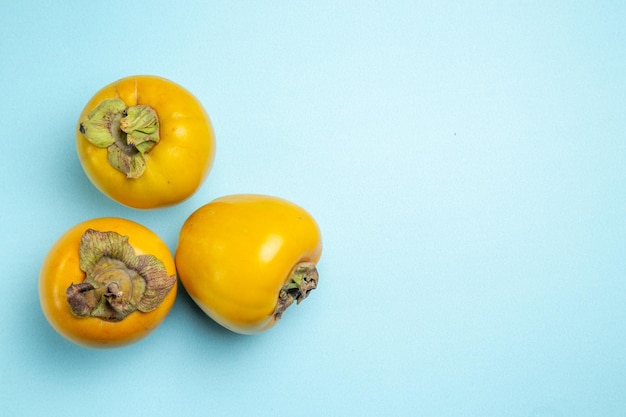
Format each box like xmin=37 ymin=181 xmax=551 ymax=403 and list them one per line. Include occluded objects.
xmin=79 ymin=98 xmax=126 ymax=147
xmin=66 ymin=229 xmax=176 ymax=322
xmin=120 ymin=105 xmax=159 ymax=153
xmin=78 ymin=99 xmax=160 ymax=178
xmin=107 ymin=146 xmax=147 ymax=179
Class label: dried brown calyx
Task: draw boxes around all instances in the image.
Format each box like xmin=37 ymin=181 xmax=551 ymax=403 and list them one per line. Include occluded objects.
xmin=66 ymin=229 xmax=176 ymax=322
xmin=273 ymin=262 xmax=319 ymax=321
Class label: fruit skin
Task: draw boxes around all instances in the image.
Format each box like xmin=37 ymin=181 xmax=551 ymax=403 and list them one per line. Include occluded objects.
xmin=39 ymin=217 xmax=177 ymax=348
xmin=175 ymin=194 xmax=323 ymax=334
xmin=76 ymin=75 xmax=215 ymax=209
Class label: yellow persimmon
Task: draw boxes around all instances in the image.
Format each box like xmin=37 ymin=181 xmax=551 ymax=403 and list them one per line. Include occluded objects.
xmin=76 ymin=75 xmax=215 ymax=209
xmin=175 ymin=194 xmax=323 ymax=334
xmin=39 ymin=218 xmax=177 ymax=348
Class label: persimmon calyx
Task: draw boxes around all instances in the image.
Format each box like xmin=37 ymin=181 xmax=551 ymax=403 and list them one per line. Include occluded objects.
xmin=79 ymin=98 xmax=160 ymax=178
xmin=274 ymin=262 xmax=318 ymax=320
xmin=66 ymin=229 xmax=176 ymax=322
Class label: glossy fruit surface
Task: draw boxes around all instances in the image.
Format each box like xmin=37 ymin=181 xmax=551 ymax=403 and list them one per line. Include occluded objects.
xmin=176 ymin=194 xmax=322 ymax=334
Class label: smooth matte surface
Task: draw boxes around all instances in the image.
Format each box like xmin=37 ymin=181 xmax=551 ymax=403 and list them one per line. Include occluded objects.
xmin=1 ymin=2 xmax=624 ymax=416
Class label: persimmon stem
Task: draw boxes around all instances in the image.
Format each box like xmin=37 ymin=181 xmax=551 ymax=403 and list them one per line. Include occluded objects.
xmin=79 ymin=98 xmax=160 ymax=178
xmin=274 ymin=262 xmax=318 ymax=320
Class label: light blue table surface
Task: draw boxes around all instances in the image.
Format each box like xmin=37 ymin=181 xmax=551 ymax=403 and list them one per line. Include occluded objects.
xmin=1 ymin=1 xmax=624 ymax=416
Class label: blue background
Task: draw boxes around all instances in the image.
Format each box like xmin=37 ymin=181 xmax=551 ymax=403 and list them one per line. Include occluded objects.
xmin=1 ymin=1 xmax=624 ymax=416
